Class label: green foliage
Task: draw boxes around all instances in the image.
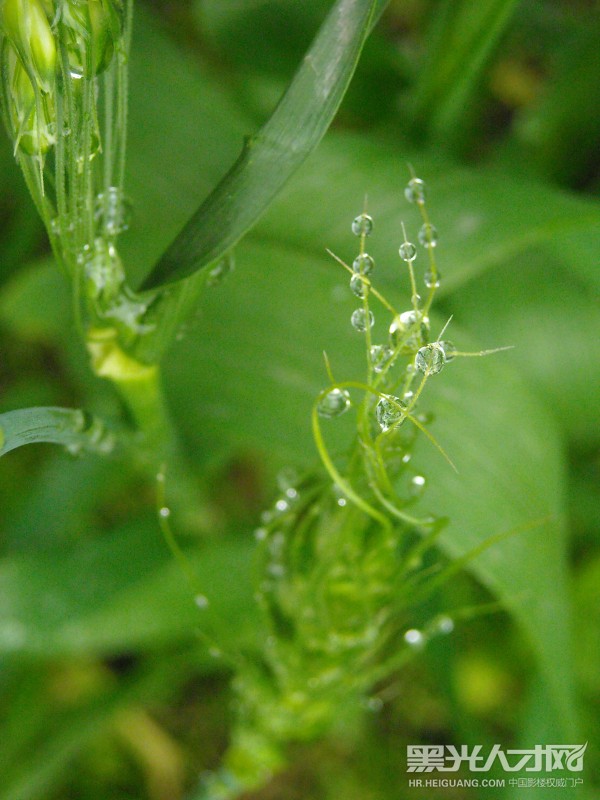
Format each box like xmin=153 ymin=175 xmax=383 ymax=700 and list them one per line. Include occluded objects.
xmin=0 ymin=1 xmax=599 ymax=799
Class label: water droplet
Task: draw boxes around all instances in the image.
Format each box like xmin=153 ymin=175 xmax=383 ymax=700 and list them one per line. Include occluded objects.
xmin=352 ymin=253 xmax=374 ymax=275
xmin=399 ymin=241 xmax=417 ymax=261
xmin=363 ymin=696 xmax=384 ymax=712
xmin=159 ymin=506 xmax=171 ymax=518
xmin=418 ymin=223 xmax=438 ymax=247
xmin=403 ymin=390 xmax=415 ymax=405
xmin=208 ymin=646 xmax=222 ymax=659
xmin=369 ymin=344 xmax=395 ymax=373
xmin=277 ymin=467 xmax=298 ymax=492
xmin=274 ymin=498 xmax=289 ymax=514
xmin=389 ymin=310 xmax=429 ymax=351
xmin=195 ymin=594 xmax=209 ymax=609
xmin=317 ymin=388 xmax=351 ymax=419
xmin=401 ymin=452 xmax=411 ymax=464
xmin=376 ymin=395 xmax=406 ymax=432
xmin=285 ymin=487 xmax=298 ymax=501
xmin=439 ymin=340 xmax=457 ymax=362
xmin=404 ymin=178 xmax=426 ymax=204
xmin=415 ymin=343 xmax=445 ymax=375
xmin=351 ymin=308 xmax=374 ymax=332
xmin=95 ymin=186 xmax=132 ymax=237
xmin=435 ymin=615 xmax=454 ymax=634
xmin=207 ymin=252 xmax=235 ymax=287
xmin=404 ymin=628 xmax=425 ymax=648
xmin=254 ymin=527 xmax=267 ymax=541
xmin=350 ymin=274 xmax=368 ymax=298
xmin=410 ymin=475 xmax=426 ymax=496
xmin=424 ymin=269 xmax=441 ymax=288
xmin=351 ymin=213 xmax=373 ymax=237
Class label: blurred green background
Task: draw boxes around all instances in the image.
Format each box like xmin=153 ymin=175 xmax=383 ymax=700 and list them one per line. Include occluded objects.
xmin=0 ymin=0 xmax=599 ymax=798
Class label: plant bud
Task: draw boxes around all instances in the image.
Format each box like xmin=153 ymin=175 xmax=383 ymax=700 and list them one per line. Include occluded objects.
xmin=5 ymin=44 xmax=55 ymax=155
xmin=1 ymin=0 xmax=56 ymax=90
xmin=63 ymin=0 xmax=118 ymax=77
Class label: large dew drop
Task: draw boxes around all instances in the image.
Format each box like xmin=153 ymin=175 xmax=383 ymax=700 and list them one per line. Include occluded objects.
xmin=404 ymin=178 xmax=426 ymax=204
xmin=418 ymin=223 xmax=438 ymax=247
xmin=369 ymin=344 xmax=395 ymax=373
xmin=352 ymin=253 xmax=375 ymax=275
xmin=351 ymin=213 xmax=373 ymax=237
xmin=399 ymin=241 xmax=417 ymax=261
xmin=351 ymin=308 xmax=374 ymax=332
xmin=376 ymin=394 xmax=406 ymax=432
xmin=415 ymin=343 xmax=445 ymax=375
xmin=317 ymin=388 xmax=351 ymax=419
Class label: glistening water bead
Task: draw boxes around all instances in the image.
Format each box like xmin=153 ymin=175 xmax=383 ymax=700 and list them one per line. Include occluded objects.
xmin=424 ymin=269 xmax=441 ymax=289
xmin=404 ymin=177 xmax=426 ymax=204
xmin=415 ymin=343 xmax=445 ymax=375
xmin=352 ymin=253 xmax=374 ymax=276
xmin=317 ymin=388 xmax=351 ymax=419
xmin=418 ymin=223 xmax=438 ymax=247
xmin=439 ymin=340 xmax=457 ymax=362
xmin=369 ymin=344 xmax=395 ymax=373
xmin=351 ymin=308 xmax=374 ymax=332
xmin=376 ymin=395 xmax=406 ymax=432
xmin=350 ymin=274 xmax=368 ymax=298
xmin=399 ymin=241 xmax=417 ymax=261
xmin=351 ymin=213 xmax=373 ymax=237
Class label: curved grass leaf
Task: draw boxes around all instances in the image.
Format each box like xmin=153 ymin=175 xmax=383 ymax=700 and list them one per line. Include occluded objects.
xmin=140 ymin=0 xmax=387 ymax=290
xmin=0 ymin=407 xmax=116 ymax=458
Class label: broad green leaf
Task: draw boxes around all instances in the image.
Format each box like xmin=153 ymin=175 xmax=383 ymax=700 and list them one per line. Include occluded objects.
xmin=0 ymin=520 xmax=257 ymax=658
xmin=0 ymin=407 xmax=115 ymax=458
xmin=140 ymin=0 xmax=386 ymax=289
xmin=256 ymin=133 xmax=600 ymax=297
xmin=164 ymin=236 xmax=575 ymax=734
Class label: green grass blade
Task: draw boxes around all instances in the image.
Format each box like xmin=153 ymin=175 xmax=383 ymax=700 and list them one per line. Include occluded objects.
xmin=0 ymin=408 xmax=116 ymax=458
xmin=409 ymin=0 xmax=520 ymax=148
xmin=140 ymin=0 xmax=386 ymax=290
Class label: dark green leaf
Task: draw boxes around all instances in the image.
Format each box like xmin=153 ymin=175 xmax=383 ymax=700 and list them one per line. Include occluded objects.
xmin=0 ymin=407 xmax=115 ymax=458
xmin=140 ymin=0 xmax=385 ymax=289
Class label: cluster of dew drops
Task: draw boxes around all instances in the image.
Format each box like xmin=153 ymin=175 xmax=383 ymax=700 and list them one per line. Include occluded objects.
xmin=317 ymin=176 xmax=457 ymax=433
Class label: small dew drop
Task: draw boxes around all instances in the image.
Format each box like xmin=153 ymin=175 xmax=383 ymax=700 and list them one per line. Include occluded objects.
xmin=351 ymin=213 xmax=373 ymax=237
xmin=195 ymin=594 xmax=210 ymax=609
xmin=207 ymin=253 xmax=235 ymax=287
xmin=94 ymin=186 xmax=133 ymax=237
xmin=439 ymin=340 xmax=457 ymax=362
xmin=410 ymin=475 xmax=426 ymax=496
xmin=350 ymin=274 xmax=368 ymax=298
xmin=418 ymin=223 xmax=438 ymax=247
xmin=376 ymin=395 xmax=406 ymax=432
xmin=317 ymin=388 xmax=351 ymax=419
xmin=401 ymin=452 xmax=412 ymax=464
xmin=208 ymin=646 xmax=222 ymax=659
xmin=404 ymin=178 xmax=426 ymax=204
xmin=363 ymin=696 xmax=384 ymax=712
xmin=337 ymin=497 xmax=347 ymax=507
xmin=274 ymin=498 xmax=289 ymax=514
xmin=369 ymin=344 xmax=395 ymax=373
xmin=404 ymin=628 xmax=425 ymax=648
xmin=424 ymin=269 xmax=441 ymax=289
xmin=399 ymin=241 xmax=417 ymax=261
xmin=436 ymin=615 xmax=455 ymax=635
xmin=352 ymin=253 xmax=375 ymax=275
xmin=254 ymin=527 xmax=267 ymax=541
xmin=415 ymin=343 xmax=445 ymax=375
xmin=159 ymin=506 xmax=171 ymax=518
xmin=351 ymin=307 xmax=374 ymax=332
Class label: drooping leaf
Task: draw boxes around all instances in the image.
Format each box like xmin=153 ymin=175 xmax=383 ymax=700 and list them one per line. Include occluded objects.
xmin=0 ymin=407 xmax=116 ymax=458
xmin=140 ymin=0 xmax=387 ymax=289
